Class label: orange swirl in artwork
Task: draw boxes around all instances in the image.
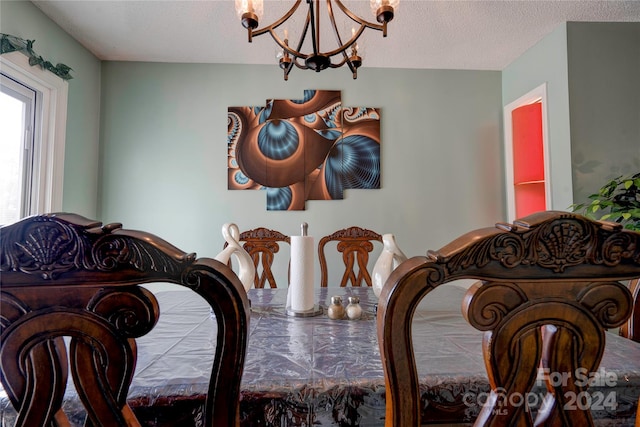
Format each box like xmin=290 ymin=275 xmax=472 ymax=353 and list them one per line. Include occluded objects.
xmin=236 ymin=119 xmax=337 ymax=188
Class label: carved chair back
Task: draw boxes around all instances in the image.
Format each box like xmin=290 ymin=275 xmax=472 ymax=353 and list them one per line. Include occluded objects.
xmin=620 ymin=277 xmax=640 ymax=342
xmin=0 ymin=213 xmax=250 ymax=427
xmin=224 ymin=227 xmax=290 ymax=288
xmin=377 ymin=211 xmax=640 ymax=426
xmin=318 ymin=226 xmax=383 ymax=287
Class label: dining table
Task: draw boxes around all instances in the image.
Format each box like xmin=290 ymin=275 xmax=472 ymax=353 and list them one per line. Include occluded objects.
xmin=130 ymin=284 xmax=640 ymax=426
xmin=122 ymin=284 xmax=492 ymax=426
xmin=1 ymin=285 xmax=639 ymax=426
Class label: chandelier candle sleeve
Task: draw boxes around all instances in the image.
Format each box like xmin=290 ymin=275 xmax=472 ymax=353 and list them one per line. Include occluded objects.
xmin=236 ymin=0 xmax=263 ymax=40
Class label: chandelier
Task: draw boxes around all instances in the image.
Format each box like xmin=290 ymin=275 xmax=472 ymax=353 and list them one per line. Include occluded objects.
xmin=235 ymin=0 xmax=399 ymax=80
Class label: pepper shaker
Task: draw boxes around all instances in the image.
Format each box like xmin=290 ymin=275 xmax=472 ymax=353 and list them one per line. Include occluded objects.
xmin=346 ymin=296 xmax=363 ymax=320
xmin=327 ymin=296 xmax=345 ymax=320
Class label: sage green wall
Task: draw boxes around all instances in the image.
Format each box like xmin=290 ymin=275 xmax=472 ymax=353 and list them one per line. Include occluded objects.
xmin=99 ymin=62 xmax=503 ymax=286
xmin=4 ymin=2 xmax=637 ymax=287
xmin=502 ymin=23 xmax=574 ymax=212
xmin=503 ymin=22 xmax=640 ymax=211
xmin=3 ymin=0 xmax=504 ymax=287
xmin=567 ymin=22 xmax=640 ymax=203
xmin=1 ymin=0 xmax=102 ymax=218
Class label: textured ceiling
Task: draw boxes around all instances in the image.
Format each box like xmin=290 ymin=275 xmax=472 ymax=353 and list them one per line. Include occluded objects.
xmin=31 ymin=0 xmax=640 ymax=71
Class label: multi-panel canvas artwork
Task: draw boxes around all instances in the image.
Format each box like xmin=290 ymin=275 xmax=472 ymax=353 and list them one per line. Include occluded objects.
xmin=227 ymin=90 xmax=380 ymax=210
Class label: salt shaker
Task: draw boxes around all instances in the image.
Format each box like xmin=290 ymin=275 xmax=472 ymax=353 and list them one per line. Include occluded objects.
xmin=346 ymin=296 xmax=363 ymax=320
xmin=327 ymin=296 xmax=345 ymax=320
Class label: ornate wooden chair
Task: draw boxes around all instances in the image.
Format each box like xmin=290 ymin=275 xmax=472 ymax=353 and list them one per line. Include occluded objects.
xmin=224 ymin=227 xmax=290 ymax=288
xmin=0 ymin=213 xmax=250 ymax=427
xmin=318 ymin=226 xmax=383 ymax=287
xmin=377 ymin=211 xmax=640 ymax=426
xmin=620 ymin=278 xmax=640 ymax=342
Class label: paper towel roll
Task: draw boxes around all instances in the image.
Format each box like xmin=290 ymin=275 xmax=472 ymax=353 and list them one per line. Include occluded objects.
xmin=289 ymin=235 xmax=315 ymax=312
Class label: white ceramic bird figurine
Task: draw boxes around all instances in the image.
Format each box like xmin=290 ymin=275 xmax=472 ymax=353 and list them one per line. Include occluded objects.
xmin=215 ymin=223 xmax=256 ymax=292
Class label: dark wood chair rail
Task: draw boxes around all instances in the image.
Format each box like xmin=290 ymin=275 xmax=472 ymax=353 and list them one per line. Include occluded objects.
xmin=377 ymin=211 xmax=640 ymax=426
xmin=223 ymin=227 xmax=290 ymax=288
xmin=0 ymin=213 xmax=250 ymax=427
xmin=318 ymin=226 xmax=383 ymax=287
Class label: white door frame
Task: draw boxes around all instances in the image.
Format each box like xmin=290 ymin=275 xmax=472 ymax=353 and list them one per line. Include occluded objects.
xmin=503 ymin=83 xmax=550 ymax=222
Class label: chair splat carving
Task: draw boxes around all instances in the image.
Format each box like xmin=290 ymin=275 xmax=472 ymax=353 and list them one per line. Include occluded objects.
xmin=0 ymin=213 xmax=250 ymax=427
xmin=377 ymin=211 xmax=640 ymax=426
xmin=620 ymin=278 xmax=640 ymax=342
xmin=224 ymin=227 xmax=290 ymax=288
xmin=318 ymin=226 xmax=382 ymax=287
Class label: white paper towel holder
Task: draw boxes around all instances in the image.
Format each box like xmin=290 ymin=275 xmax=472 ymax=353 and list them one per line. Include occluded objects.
xmin=286 ymin=222 xmax=323 ymax=317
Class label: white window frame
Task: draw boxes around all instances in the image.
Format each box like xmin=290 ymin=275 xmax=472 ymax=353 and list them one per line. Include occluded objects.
xmin=1 ymin=74 xmax=37 ymax=219
xmin=0 ymin=51 xmax=67 ymax=215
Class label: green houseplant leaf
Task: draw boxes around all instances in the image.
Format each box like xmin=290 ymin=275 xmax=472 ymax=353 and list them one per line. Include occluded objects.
xmin=570 ymin=172 xmax=640 ymax=231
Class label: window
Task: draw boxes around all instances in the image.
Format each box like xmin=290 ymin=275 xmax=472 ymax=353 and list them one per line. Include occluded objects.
xmin=0 ymin=51 xmax=68 ymax=225
xmin=0 ymin=74 xmax=36 ymax=224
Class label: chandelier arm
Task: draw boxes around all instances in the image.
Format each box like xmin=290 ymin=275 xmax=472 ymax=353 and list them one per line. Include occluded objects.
xmin=324 ymin=3 xmax=358 ymax=75
xmin=267 ymin=16 xmax=311 ymax=60
xmin=324 ymin=0 xmax=366 ymax=68
xmin=332 ymin=24 xmax=365 ymax=56
xmin=324 ymin=55 xmax=358 ymax=79
xmin=239 ymin=0 xmax=395 ymax=79
xmin=308 ymin=39 xmax=361 ymax=58
xmin=315 ymin=8 xmax=365 ymax=59
xmin=294 ymin=14 xmax=311 ymax=57
xmin=326 ymin=0 xmax=346 ymax=53
xmin=290 ymin=50 xmax=355 ymax=71
xmin=329 ymin=56 xmax=349 ymax=69
xmin=274 ymin=37 xmax=361 ymax=60
xmin=293 ymin=58 xmax=310 ymax=70
xmin=333 ymin=0 xmax=386 ymax=32
xmin=266 ymin=1 xmax=366 ymax=60
xmin=251 ymin=0 xmax=303 ymax=38
xmin=278 ymin=26 xmax=364 ymax=60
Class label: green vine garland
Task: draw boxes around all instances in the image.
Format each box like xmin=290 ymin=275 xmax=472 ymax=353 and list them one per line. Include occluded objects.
xmin=1 ymin=33 xmax=73 ymax=80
